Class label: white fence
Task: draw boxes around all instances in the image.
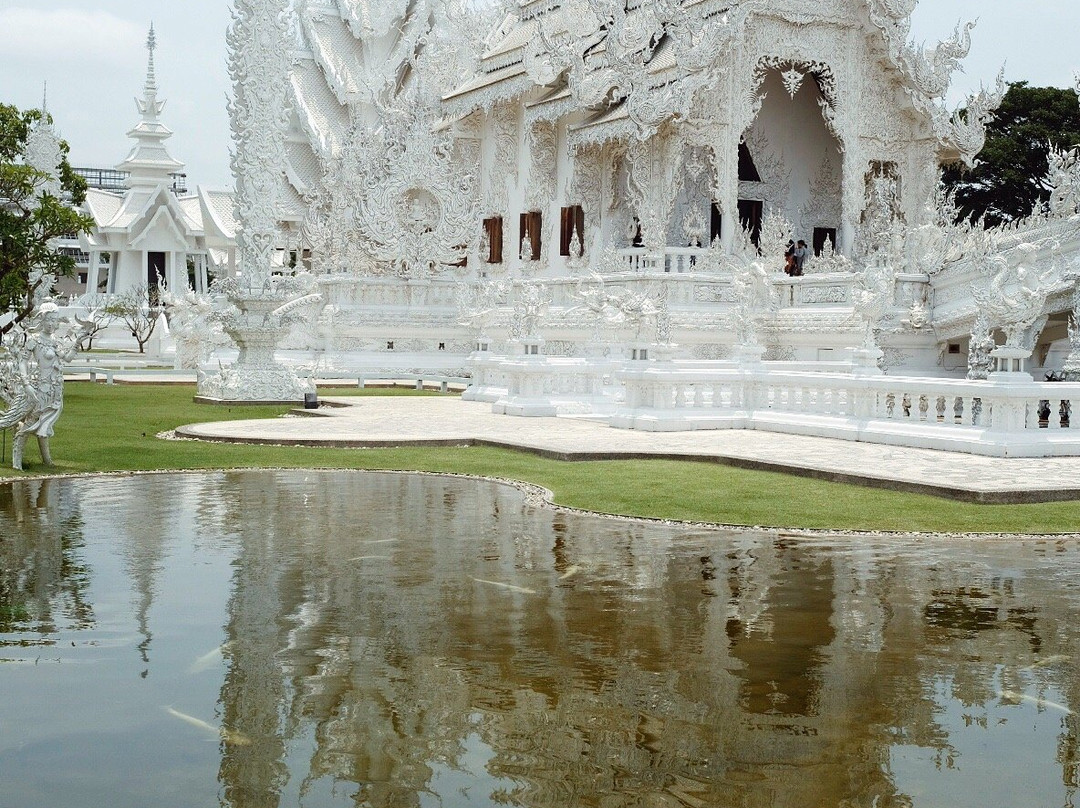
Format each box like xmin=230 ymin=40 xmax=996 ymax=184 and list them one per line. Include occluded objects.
xmin=465 ymin=351 xmax=1080 ymax=457
xmin=612 ymin=365 xmax=1080 ymax=457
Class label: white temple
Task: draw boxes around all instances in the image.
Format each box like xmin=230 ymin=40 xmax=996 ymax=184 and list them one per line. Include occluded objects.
xmin=206 ymin=0 xmax=1080 ymax=455
xmin=79 ymin=26 xmax=235 ymax=298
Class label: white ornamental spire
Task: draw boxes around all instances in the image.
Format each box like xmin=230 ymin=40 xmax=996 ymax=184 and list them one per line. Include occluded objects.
xmin=25 ymin=82 xmax=63 ymax=198
xmin=117 ymin=22 xmax=184 ymax=188
xmin=227 ymin=0 xmax=292 ymax=290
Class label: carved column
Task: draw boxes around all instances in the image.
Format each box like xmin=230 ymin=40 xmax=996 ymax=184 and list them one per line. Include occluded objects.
xmin=198 ymin=0 xmax=317 ymax=402
xmin=714 ymin=126 xmax=740 ymax=251
xmin=840 ymin=150 xmax=865 ymax=255
xmin=1062 ymin=286 xmax=1080 ymax=381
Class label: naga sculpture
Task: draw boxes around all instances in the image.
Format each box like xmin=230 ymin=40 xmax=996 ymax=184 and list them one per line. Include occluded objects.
xmin=0 ymin=303 xmax=92 ymax=470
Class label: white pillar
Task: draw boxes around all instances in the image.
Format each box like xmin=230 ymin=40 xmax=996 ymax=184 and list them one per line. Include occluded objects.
xmin=86 ymin=250 xmax=101 ymax=295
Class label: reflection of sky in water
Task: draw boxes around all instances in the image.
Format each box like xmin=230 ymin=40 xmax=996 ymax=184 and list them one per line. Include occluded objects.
xmin=892 ymin=669 xmax=1074 ymax=808
xmin=2 ymin=471 xmax=1080 ymax=808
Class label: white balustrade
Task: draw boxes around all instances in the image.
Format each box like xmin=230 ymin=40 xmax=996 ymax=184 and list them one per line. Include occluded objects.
xmin=611 ymin=365 xmax=1080 ymax=457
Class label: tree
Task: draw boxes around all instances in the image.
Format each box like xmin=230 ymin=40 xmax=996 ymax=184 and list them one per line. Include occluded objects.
xmin=942 ymin=83 xmax=1080 ymax=227
xmin=105 ymin=283 xmax=163 ymax=354
xmin=0 ymin=102 xmax=92 ymax=337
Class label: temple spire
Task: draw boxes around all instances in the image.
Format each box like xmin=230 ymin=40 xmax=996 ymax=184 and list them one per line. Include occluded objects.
xmin=117 ymin=22 xmax=184 ymax=189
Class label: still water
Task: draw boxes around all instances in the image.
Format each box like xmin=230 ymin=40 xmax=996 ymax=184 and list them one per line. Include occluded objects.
xmin=1 ymin=470 xmax=1078 ymax=807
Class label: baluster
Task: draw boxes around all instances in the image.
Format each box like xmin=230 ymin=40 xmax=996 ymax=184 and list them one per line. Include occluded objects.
xmin=694 ymin=384 xmax=706 ymax=408
xmin=1027 ymin=401 xmax=1041 ymax=430
xmin=674 ymin=384 xmax=686 ymax=409
xmin=1051 ymin=399 xmax=1064 ymax=430
xmin=953 ymin=397 xmax=964 ymax=425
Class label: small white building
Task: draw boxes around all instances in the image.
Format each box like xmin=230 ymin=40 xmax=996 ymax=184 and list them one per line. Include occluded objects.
xmin=79 ymin=26 xmax=235 ymax=298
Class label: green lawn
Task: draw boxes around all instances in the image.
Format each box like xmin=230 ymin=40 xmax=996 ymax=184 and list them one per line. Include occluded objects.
xmin=1 ymin=383 xmax=1078 ymax=534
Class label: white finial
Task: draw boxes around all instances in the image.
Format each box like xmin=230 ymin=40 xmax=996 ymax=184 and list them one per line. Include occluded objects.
xmin=145 ymin=23 xmax=157 ymax=95
xmin=41 ymin=81 xmax=48 ymax=116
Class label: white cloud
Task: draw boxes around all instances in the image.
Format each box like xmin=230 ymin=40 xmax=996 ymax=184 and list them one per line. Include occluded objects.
xmin=0 ymin=7 xmax=144 ymax=65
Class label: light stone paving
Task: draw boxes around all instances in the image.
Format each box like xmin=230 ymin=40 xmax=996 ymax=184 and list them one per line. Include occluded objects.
xmin=175 ymin=396 xmax=1080 ymax=503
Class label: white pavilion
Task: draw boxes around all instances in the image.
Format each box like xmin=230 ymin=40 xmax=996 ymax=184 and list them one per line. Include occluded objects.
xmin=79 ymin=26 xmax=236 ymax=298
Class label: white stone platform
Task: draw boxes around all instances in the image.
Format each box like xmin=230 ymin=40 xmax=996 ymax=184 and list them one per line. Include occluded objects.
xmin=174 ymin=396 xmax=1080 ymax=504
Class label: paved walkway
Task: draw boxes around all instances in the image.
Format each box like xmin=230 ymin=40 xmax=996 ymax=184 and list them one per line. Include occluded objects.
xmin=172 ymin=396 xmax=1080 ymax=504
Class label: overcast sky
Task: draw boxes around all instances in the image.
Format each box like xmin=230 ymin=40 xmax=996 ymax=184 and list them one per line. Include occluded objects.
xmin=1 ymin=1 xmax=1077 ymax=190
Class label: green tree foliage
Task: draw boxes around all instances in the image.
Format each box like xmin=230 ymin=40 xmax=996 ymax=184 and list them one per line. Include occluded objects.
xmin=0 ymin=102 xmax=92 ymax=336
xmin=943 ymin=83 xmax=1080 ymax=227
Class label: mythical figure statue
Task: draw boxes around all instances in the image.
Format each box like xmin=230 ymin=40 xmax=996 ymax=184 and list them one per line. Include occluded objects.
xmin=162 ymin=289 xmax=228 ymax=369
xmin=852 ymin=256 xmax=895 ymax=349
xmin=569 ymin=273 xmax=635 ymax=342
xmin=0 ymin=302 xmax=92 ymax=470
xmin=971 ymin=242 xmax=1054 ymax=351
xmin=1046 ymin=145 xmax=1080 ymax=218
xmin=730 ymin=260 xmax=777 ymax=347
xmin=456 ymin=279 xmax=509 ymax=338
xmin=511 ymin=282 xmax=551 ymax=340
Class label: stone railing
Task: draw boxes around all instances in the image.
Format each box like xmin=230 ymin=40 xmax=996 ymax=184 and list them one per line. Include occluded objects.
xmin=614 ymin=247 xmax=708 ymax=274
xmin=611 ymin=365 xmax=1080 ymax=457
xmin=491 ymin=356 xmax=621 ymax=416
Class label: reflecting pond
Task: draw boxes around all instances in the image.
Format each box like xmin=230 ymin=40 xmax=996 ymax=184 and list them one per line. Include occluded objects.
xmin=1 ymin=470 xmax=1079 ymax=807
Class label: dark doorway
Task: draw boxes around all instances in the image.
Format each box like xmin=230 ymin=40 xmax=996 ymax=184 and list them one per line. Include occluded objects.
xmin=147 ymin=252 xmax=165 ymax=293
xmin=737 ymin=200 xmax=763 ymax=247
xmin=710 ymin=202 xmax=723 ymax=243
xmin=738 ymin=141 xmax=762 ymax=183
xmin=813 ymin=227 xmax=838 ymax=256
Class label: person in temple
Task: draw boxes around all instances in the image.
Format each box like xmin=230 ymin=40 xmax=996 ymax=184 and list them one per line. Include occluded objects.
xmin=793 ymin=239 xmax=809 ymax=276
xmin=784 ymin=240 xmax=796 ymax=275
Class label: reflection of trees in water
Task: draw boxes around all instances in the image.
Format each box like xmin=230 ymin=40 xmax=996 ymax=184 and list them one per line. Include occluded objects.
xmin=0 ymin=479 xmax=93 ymax=637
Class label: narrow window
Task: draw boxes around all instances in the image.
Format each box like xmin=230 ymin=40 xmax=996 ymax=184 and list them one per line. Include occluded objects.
xmin=519 ymin=211 xmax=542 ymax=260
xmin=559 ymin=205 xmax=585 ymax=256
xmin=483 ymin=216 xmax=504 ymax=263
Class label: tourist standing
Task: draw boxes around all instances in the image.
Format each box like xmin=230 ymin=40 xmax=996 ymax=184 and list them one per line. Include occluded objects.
xmin=793 ymin=240 xmax=809 ymax=276
xmin=784 ymin=240 xmax=796 ymax=275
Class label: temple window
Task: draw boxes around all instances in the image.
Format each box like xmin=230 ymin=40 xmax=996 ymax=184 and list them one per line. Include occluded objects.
xmin=738 ymin=141 xmax=762 ymax=182
xmin=559 ymin=205 xmax=585 ymax=256
xmin=737 ymin=200 xmax=763 ymax=246
xmin=483 ymin=216 xmax=503 ymax=263
xmin=519 ymin=210 xmax=542 ymax=260
xmin=813 ymin=227 xmax=838 ymax=255
xmin=710 ymin=203 xmax=723 ymax=243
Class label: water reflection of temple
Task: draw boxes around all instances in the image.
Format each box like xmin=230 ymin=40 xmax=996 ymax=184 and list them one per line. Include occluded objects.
xmin=200 ymin=472 xmax=1080 ymax=808
xmin=3 ymin=473 xmax=1080 ymax=806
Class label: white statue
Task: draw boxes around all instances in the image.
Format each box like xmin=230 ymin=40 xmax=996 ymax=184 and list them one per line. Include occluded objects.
xmin=731 ymin=259 xmax=778 ymax=347
xmin=852 ymin=256 xmax=895 ymax=349
xmin=0 ymin=302 xmax=92 ymax=470
xmin=971 ymin=242 xmax=1054 ymax=351
xmin=163 ymin=288 xmax=229 ymax=369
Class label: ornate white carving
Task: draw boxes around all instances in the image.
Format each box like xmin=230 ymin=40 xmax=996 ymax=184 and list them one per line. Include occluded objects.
xmin=0 ymin=302 xmax=92 ymax=470
xmin=852 ymin=257 xmax=895 ymax=349
xmin=972 ymin=242 xmax=1056 ymax=351
xmin=163 ymin=289 xmax=230 ymax=369
xmin=1046 ymin=145 xmax=1080 ymax=218
xmin=730 ymin=260 xmax=777 ymax=347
